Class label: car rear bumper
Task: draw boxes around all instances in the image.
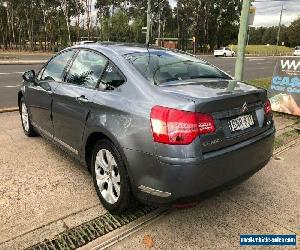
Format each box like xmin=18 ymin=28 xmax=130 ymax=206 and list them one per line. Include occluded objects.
xmin=124 ymin=126 xmax=275 ymax=205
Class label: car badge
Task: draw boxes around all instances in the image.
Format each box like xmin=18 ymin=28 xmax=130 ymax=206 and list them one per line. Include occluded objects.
xmin=241 ymin=102 xmax=248 ymax=113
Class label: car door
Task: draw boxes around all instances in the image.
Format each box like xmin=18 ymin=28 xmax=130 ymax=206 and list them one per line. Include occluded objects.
xmin=225 ymin=48 xmax=230 ymax=56
xmin=26 ymin=50 xmax=76 ymax=136
xmin=52 ymin=49 xmax=108 ymax=155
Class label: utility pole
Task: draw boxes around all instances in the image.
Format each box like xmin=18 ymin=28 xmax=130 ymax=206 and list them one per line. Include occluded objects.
xmin=146 ymin=0 xmax=151 ymax=44
xmin=158 ymin=3 xmax=161 ymax=47
xmin=229 ymin=0 xmax=251 ymax=91
xmin=276 ymin=3 xmax=285 ymax=50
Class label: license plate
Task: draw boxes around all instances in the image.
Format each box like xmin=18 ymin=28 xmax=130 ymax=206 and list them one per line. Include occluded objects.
xmin=229 ymin=114 xmax=254 ymax=132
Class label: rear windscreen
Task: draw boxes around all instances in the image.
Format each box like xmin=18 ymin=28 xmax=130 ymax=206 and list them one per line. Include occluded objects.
xmin=124 ymin=50 xmax=231 ymax=85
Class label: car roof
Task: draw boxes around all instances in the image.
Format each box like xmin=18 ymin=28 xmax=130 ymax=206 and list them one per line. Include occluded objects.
xmin=72 ymin=42 xmax=166 ymax=56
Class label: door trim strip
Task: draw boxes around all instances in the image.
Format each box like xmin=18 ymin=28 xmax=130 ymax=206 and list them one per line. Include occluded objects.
xmin=32 ymin=122 xmax=79 ymax=155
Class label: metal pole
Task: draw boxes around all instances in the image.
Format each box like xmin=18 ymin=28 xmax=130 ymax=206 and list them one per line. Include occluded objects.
xmin=158 ymin=3 xmax=161 ymax=47
xmin=230 ymin=0 xmax=251 ymax=90
xmin=146 ymin=0 xmax=151 ymax=44
xmin=276 ymin=3 xmax=284 ymax=50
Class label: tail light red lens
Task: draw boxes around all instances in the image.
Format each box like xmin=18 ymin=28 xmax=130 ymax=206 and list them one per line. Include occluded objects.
xmin=264 ymin=99 xmax=272 ymax=115
xmin=150 ymin=106 xmax=216 ymax=145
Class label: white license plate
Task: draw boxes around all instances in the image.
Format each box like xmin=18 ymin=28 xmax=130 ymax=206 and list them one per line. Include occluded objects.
xmin=229 ymin=114 xmax=254 ymax=132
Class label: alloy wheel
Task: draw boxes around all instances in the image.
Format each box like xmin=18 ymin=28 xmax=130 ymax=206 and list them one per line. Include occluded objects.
xmin=21 ymin=102 xmax=29 ymax=132
xmin=94 ymin=149 xmax=121 ymax=204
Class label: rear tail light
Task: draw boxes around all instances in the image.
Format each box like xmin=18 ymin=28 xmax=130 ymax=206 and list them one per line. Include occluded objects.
xmin=150 ymin=106 xmax=216 ymax=145
xmin=264 ymin=99 xmax=272 ymax=115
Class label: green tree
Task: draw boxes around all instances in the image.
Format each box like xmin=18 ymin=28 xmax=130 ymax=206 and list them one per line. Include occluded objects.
xmin=287 ymin=17 xmax=300 ymax=47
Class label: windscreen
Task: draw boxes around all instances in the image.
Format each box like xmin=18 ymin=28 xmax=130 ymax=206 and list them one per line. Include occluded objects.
xmin=124 ymin=50 xmax=231 ymax=85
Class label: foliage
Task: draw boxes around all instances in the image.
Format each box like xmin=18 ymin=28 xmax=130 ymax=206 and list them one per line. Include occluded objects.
xmin=175 ymin=0 xmax=241 ymax=51
xmin=0 ymin=0 xmax=299 ymax=52
xmin=286 ymin=17 xmax=300 ymax=47
xmin=249 ymin=17 xmax=300 ymax=48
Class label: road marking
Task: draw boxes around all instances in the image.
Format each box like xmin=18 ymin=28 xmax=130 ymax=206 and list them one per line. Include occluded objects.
xmin=1 ymin=85 xmax=20 ymax=88
xmin=0 ymin=72 xmax=23 ymax=75
xmin=248 ymin=58 xmax=266 ymax=61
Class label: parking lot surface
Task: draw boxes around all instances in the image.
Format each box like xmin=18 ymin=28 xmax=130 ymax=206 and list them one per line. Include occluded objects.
xmin=0 ymin=112 xmax=106 ymax=249
xmin=0 ymin=112 xmax=299 ymax=249
xmin=106 ymin=144 xmax=300 ymax=250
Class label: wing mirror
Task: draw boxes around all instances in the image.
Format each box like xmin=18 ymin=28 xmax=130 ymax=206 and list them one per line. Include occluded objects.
xmin=22 ymin=70 xmax=36 ymax=82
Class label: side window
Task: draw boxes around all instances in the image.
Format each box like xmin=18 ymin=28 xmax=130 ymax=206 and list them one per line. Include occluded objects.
xmin=66 ymin=50 xmax=107 ymax=88
xmin=99 ymin=63 xmax=125 ymax=90
xmin=41 ymin=50 xmax=75 ymax=81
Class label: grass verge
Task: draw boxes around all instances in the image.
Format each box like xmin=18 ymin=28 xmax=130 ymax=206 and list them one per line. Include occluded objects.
xmin=248 ymin=77 xmax=272 ymax=89
xmin=274 ymin=130 xmax=300 ymax=149
xmin=231 ymin=45 xmax=293 ymax=56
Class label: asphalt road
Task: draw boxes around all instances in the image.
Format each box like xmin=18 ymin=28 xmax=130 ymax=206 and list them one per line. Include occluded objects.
xmin=200 ymin=55 xmax=277 ymax=79
xmin=0 ymin=56 xmax=277 ymax=109
xmin=0 ymin=64 xmax=42 ymax=109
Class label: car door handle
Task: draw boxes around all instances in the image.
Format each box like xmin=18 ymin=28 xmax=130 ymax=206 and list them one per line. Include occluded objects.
xmin=76 ymin=95 xmax=89 ymax=104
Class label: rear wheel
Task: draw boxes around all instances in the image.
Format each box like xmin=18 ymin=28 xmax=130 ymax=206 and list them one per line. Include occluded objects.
xmin=91 ymin=139 xmax=133 ymax=213
xmin=20 ymin=97 xmax=37 ymax=137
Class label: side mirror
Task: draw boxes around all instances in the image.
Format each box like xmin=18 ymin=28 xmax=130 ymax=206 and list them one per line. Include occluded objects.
xmin=22 ymin=70 xmax=36 ymax=82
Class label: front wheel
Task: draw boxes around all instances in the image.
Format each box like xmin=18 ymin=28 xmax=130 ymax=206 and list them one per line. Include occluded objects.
xmin=91 ymin=139 xmax=133 ymax=213
xmin=20 ymin=97 xmax=38 ymax=137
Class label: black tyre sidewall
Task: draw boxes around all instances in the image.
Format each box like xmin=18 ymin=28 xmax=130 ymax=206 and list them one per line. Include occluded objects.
xmin=91 ymin=139 xmax=132 ymax=213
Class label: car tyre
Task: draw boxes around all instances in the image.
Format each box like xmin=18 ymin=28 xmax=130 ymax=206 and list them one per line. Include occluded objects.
xmin=91 ymin=139 xmax=133 ymax=213
xmin=20 ymin=97 xmax=38 ymax=137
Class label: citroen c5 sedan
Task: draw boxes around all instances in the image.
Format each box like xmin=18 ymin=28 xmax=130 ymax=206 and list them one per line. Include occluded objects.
xmin=18 ymin=43 xmax=275 ymax=213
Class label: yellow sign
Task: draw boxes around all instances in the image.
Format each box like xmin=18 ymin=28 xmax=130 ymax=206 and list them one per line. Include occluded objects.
xmin=249 ymin=6 xmax=256 ymax=25
xmin=249 ymin=7 xmax=256 ymax=14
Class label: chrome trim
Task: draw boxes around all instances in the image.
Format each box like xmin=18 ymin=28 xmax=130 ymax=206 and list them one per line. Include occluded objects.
xmin=53 ymin=136 xmax=78 ymax=155
xmin=32 ymin=122 xmax=52 ymax=138
xmin=138 ymin=185 xmax=171 ymax=198
xmin=32 ymin=122 xmax=78 ymax=155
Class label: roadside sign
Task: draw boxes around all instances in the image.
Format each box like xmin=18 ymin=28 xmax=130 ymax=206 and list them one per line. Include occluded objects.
xmin=192 ymin=36 xmax=196 ymax=54
xmin=142 ymin=27 xmax=147 ymax=34
xmin=248 ymin=6 xmax=256 ymax=25
xmin=269 ymin=58 xmax=300 ymax=116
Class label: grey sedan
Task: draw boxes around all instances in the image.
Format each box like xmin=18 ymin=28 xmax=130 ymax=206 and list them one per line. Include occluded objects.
xmin=18 ymin=43 xmax=275 ymax=213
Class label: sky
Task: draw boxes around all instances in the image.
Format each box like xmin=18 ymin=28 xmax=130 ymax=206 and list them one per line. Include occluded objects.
xmin=252 ymin=0 xmax=299 ymax=27
xmin=169 ymin=0 xmax=299 ymax=27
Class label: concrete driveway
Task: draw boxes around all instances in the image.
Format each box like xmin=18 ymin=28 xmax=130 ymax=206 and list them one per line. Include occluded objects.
xmin=0 ymin=112 xmax=106 ymax=249
xmin=0 ymin=112 xmax=299 ymax=249
xmin=107 ymin=143 xmax=300 ymax=250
